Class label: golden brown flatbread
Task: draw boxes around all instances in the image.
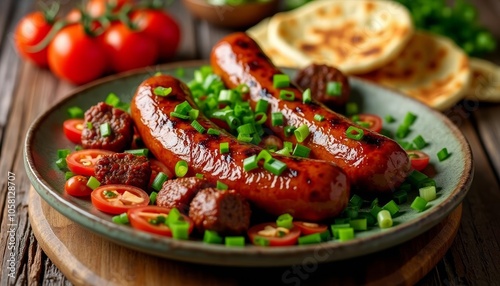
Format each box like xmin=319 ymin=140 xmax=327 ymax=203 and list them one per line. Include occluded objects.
xmin=266 ymin=0 xmax=414 ymax=74
xmin=358 ymin=31 xmax=471 ymax=111
xmin=465 ymin=57 xmax=500 ymax=102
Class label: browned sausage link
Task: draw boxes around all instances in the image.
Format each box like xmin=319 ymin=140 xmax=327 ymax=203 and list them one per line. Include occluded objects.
xmin=210 ymin=32 xmax=411 ymax=195
xmin=131 ymin=75 xmax=349 ymax=221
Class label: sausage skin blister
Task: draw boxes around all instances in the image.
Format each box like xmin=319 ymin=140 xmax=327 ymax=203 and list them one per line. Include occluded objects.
xmin=210 ymin=32 xmax=411 ymax=195
xmin=130 ymin=75 xmax=349 ymax=221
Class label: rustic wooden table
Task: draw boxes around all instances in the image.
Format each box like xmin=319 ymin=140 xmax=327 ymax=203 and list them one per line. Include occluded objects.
xmin=1 ymin=0 xmax=500 ymax=285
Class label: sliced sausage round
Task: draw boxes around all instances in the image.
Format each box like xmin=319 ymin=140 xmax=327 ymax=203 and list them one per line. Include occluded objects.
xmin=156 ymin=177 xmax=214 ymax=214
xmin=94 ymin=153 xmax=151 ymax=190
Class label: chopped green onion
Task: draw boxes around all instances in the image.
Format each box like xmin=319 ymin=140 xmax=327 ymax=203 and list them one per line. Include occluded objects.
xmin=407 ymin=170 xmax=428 ymax=188
xmin=86 ymin=122 xmax=93 ymax=129
xmin=392 ymin=190 xmax=408 ymax=204
xmin=255 ymin=99 xmax=269 ymax=113
xmin=412 ymin=135 xmax=427 ymax=149
xmin=170 ymin=221 xmax=190 ymax=240
xmin=437 ymin=148 xmax=450 ymax=161
xmin=385 ymin=115 xmax=396 ymax=123
xmin=225 ymin=236 xmax=245 ymax=247
xmin=236 ymin=83 xmax=249 ymax=94
xmin=298 ymin=233 xmax=323 ymax=245
xmin=349 ymin=194 xmax=363 ymax=207
xmin=226 ymin=115 xmax=241 ymax=130
xmin=174 ymin=101 xmax=192 ymax=115
xmin=166 ymin=208 xmax=182 ymax=225
xmin=302 ymin=88 xmax=312 ymax=104
xmin=237 ymin=133 xmax=253 ymax=142
xmin=237 ymin=123 xmax=256 ymax=135
xmin=189 ymin=109 xmax=199 ymax=120
xmin=275 ymin=148 xmax=290 ymax=156
xmin=112 ymin=213 xmax=129 ymax=224
xmin=411 ymin=196 xmax=428 ymax=212
xmin=396 ymin=124 xmax=411 ymax=139
xmin=357 ymin=212 xmax=376 ymax=227
xmin=370 ymin=198 xmax=379 ymax=208
xmin=344 ymin=206 xmax=359 ymax=219
xmin=349 ymin=218 xmax=367 ymax=231
xmin=191 ymin=120 xmax=206 ymax=134
xmin=216 ymin=181 xmax=228 ymax=190
xmin=86 ymin=176 xmax=101 ymax=190
xmin=203 ymin=230 xmax=223 ymax=244
xmin=58 ymin=149 xmax=71 ymax=159
xmin=253 ymin=236 xmax=270 ymax=246
xmin=326 ymin=81 xmax=342 ymax=96
xmin=243 ymin=155 xmax=258 ymax=172
xmin=284 ymin=125 xmax=296 ymax=137
xmin=419 ymin=178 xmax=436 ymax=189
xmin=377 ymin=210 xmax=393 ymax=228
xmin=271 ymin=112 xmax=284 ymax=126
xmin=219 ymin=142 xmax=229 ymax=154
xmin=330 ymin=224 xmax=351 ymax=239
xmin=153 ymin=86 xmax=173 ymax=96
xmin=292 ymin=144 xmax=311 ymax=158
xmin=170 ymin=112 xmax=190 ymax=120
xmin=218 ymin=89 xmax=236 ymax=104
xmin=175 ymin=68 xmax=185 ymax=77
xmin=254 ymin=112 xmax=267 ymax=124
xmin=64 ymin=171 xmax=74 ymax=180
xmin=100 ymin=123 xmax=112 ymax=137
xmin=399 ymin=183 xmax=411 ymax=192
xmin=151 ymin=172 xmax=168 ymax=191
xmin=273 ymin=74 xmax=290 ymax=88
xmin=345 ymin=126 xmax=364 ymax=140
xmin=419 ymin=186 xmax=437 ymax=202
xmin=75 ymin=145 xmax=83 ymax=151
xmin=314 ymin=114 xmax=325 ymax=122
xmin=149 ymin=191 xmax=158 ymax=205
xmin=403 ymin=112 xmax=418 ymax=126
xmin=105 ymin=93 xmax=120 ymax=107
xmin=103 ymin=190 xmax=117 ymax=199
xmin=283 ymin=141 xmax=293 ymax=152
xmin=125 ymin=148 xmax=149 ymax=156
xmin=257 ymin=150 xmax=273 ymax=163
xmin=195 ymin=173 xmax=204 ymax=179
xmin=280 ymin=90 xmax=295 ymax=101
xmin=67 ymin=106 xmax=84 ymax=119
xmin=345 ymin=102 xmax=358 ymax=116
xmin=338 ymin=228 xmax=354 ymax=241
xmin=382 ymin=200 xmax=400 ymax=216
xmin=294 ymin=124 xmax=310 ymax=143
xmin=207 ymin=128 xmax=220 ymax=136
xmin=276 ymin=213 xmax=293 ymax=229
xmin=370 ymin=205 xmax=383 ymax=218
xmin=175 ymin=160 xmax=188 ymax=177
xmin=264 ymin=158 xmax=288 ymax=176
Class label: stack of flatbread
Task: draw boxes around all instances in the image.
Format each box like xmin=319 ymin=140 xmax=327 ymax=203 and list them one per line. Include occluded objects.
xmin=247 ymin=0 xmax=500 ymax=111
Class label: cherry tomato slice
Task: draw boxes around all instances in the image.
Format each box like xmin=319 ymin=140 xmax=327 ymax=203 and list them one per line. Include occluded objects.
xmin=355 ymin=114 xmax=383 ymax=133
xmin=247 ymin=222 xmax=301 ymax=246
xmin=91 ymin=184 xmax=149 ymax=215
xmin=128 ymin=206 xmax=194 ymax=237
xmin=64 ymin=175 xmax=93 ymax=197
xmin=407 ymin=150 xmax=430 ymax=172
xmin=63 ymin=119 xmax=84 ymax=144
xmin=66 ymin=149 xmax=114 ymax=176
xmin=293 ymin=221 xmax=328 ymax=235
xmin=149 ymin=158 xmax=174 ymax=187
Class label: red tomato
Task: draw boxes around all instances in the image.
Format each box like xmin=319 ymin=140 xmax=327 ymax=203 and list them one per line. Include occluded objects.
xmin=64 ymin=175 xmax=93 ymax=196
xmin=355 ymin=114 xmax=383 ymax=133
xmin=47 ymin=23 xmax=108 ymax=84
xmin=128 ymin=206 xmax=194 ymax=237
xmin=100 ymin=22 xmax=159 ymax=73
xmin=87 ymin=0 xmax=131 ymax=17
xmin=91 ymin=184 xmax=150 ymax=214
xmin=131 ymin=9 xmax=181 ymax=61
xmin=13 ymin=11 xmax=53 ymax=67
xmin=63 ymin=119 xmax=84 ymax=144
xmin=66 ymin=149 xmax=114 ymax=176
xmin=247 ymin=223 xmax=301 ymax=246
xmin=407 ymin=150 xmax=430 ymax=171
xmin=293 ymin=221 xmax=328 ymax=235
xmin=149 ymin=159 xmax=174 ymax=187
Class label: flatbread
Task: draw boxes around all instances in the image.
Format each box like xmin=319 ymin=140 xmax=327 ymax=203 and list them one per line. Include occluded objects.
xmin=358 ymin=31 xmax=471 ymax=111
xmin=266 ymin=0 xmax=414 ymax=74
xmin=246 ymin=18 xmax=297 ymax=68
xmin=465 ymin=57 xmax=500 ymax=102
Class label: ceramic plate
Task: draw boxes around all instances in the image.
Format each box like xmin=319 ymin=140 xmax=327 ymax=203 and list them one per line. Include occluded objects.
xmin=24 ymin=61 xmax=473 ymax=267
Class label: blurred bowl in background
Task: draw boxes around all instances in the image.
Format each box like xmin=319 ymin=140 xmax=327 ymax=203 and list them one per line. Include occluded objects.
xmin=182 ymin=0 xmax=280 ymax=29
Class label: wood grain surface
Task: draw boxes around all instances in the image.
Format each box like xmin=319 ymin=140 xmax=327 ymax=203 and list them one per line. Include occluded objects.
xmin=1 ymin=0 xmax=500 ymax=285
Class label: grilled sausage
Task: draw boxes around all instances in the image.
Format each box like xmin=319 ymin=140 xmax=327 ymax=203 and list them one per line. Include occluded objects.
xmin=189 ymin=188 xmax=251 ymax=235
xmin=156 ymin=177 xmax=214 ymax=214
xmin=95 ymin=153 xmax=151 ymax=190
xmin=210 ymin=32 xmax=411 ymax=195
xmin=130 ymin=75 xmax=349 ymax=221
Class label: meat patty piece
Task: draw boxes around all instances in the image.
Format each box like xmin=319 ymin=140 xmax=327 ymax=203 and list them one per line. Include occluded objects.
xmin=82 ymin=102 xmax=134 ymax=152
xmin=294 ymin=63 xmax=351 ymax=109
xmin=156 ymin=177 xmax=214 ymax=214
xmin=95 ymin=153 xmax=151 ymax=190
xmin=189 ymin=188 xmax=251 ymax=235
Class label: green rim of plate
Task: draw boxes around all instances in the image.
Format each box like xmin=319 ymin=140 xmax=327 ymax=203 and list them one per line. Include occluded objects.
xmin=24 ymin=60 xmax=474 ymax=267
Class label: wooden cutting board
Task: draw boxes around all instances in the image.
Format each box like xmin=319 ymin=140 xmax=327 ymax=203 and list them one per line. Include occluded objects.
xmin=28 ymin=187 xmax=462 ymax=286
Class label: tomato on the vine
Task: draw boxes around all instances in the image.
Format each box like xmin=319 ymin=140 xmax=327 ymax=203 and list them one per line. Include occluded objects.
xmin=100 ymin=22 xmax=159 ymax=73
xmin=14 ymin=11 xmax=53 ymax=67
xmin=87 ymin=0 xmax=132 ymax=17
xmin=48 ymin=23 xmax=108 ymax=84
xmin=131 ymin=9 xmax=181 ymax=61
xmin=65 ymin=175 xmax=93 ymax=196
